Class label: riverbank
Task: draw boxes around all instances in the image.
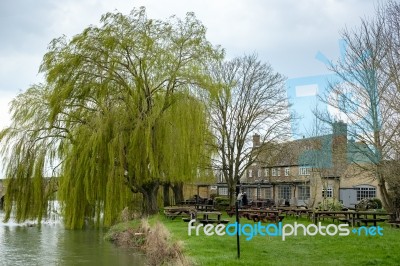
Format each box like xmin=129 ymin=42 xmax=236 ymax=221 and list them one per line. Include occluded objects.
xmin=105 ymin=217 xmax=190 ymax=265
xmin=107 ymin=214 xmax=400 ymax=265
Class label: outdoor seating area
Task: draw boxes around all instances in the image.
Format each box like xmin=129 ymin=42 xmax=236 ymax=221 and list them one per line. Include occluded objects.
xmin=312 ymin=210 xmax=392 ymax=227
xmin=226 ymin=204 xmax=311 ymax=220
xmin=166 ymin=193 xmax=395 ymax=229
xmin=223 ymin=204 xmax=394 ymax=228
xmin=165 ymin=194 xmax=229 ymax=224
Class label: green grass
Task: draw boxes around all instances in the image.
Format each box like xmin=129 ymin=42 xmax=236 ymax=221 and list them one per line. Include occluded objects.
xmin=158 ymin=214 xmax=400 ymax=266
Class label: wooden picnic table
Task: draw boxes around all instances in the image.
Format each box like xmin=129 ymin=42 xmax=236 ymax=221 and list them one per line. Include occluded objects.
xmin=238 ymin=209 xmax=284 ymax=223
xmin=164 ymin=206 xmax=195 ymax=220
xmin=277 ymin=207 xmax=312 ymax=219
xmin=180 ymin=200 xmax=197 ymax=205
xmin=251 ymin=200 xmax=274 ymax=208
xmin=195 ymin=211 xmax=228 ymax=224
xmin=313 ymin=210 xmax=391 ymax=227
xmin=195 ymin=204 xmax=215 ymax=211
xmin=353 ymin=211 xmax=391 ymax=226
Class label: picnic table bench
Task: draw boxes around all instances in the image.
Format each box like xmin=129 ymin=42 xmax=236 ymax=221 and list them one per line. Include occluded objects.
xmin=196 ymin=211 xmax=230 ymax=224
xmin=387 ymin=220 xmax=400 ymax=228
xmin=313 ymin=211 xmax=391 ymax=227
xmin=182 ymin=211 xmax=230 ymax=224
xmin=164 ymin=206 xmax=195 ymax=220
xmin=197 ymin=211 xmax=226 ymax=224
xmin=357 ymin=218 xmax=388 ymax=227
xmin=195 ymin=204 xmax=216 ymax=211
xmin=277 ymin=207 xmax=312 ymax=219
xmin=239 ymin=209 xmax=284 ymax=224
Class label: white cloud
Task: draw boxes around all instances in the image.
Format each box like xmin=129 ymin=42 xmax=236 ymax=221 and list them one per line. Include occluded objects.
xmin=0 ymin=0 xmax=384 ymax=176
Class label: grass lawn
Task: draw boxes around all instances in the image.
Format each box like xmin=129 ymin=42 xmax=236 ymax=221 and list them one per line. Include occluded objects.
xmin=158 ymin=214 xmax=400 ymax=266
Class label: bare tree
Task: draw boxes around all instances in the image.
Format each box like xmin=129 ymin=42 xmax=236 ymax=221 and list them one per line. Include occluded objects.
xmin=208 ymin=54 xmax=292 ymax=205
xmin=316 ymin=2 xmax=400 ymax=213
xmin=380 ymin=0 xmax=400 ymax=218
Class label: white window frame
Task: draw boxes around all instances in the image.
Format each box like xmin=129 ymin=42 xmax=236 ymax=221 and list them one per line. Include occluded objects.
xmin=299 ymin=167 xmax=310 ymax=176
xmin=284 ymin=167 xmax=290 ymax=176
xmin=277 ymin=168 xmax=281 ymax=176
xmin=264 ymin=168 xmax=269 ymax=177
xmin=272 ymin=168 xmax=277 ymax=176
xmin=322 ymin=187 xmax=333 ymax=198
xmin=356 ymin=186 xmax=376 ymax=201
xmin=218 ymin=187 xmax=228 ymax=196
xmin=248 ymin=169 xmax=252 ymax=177
xmin=278 ymin=185 xmax=291 ymax=200
xmin=298 ymin=186 xmax=310 ymax=200
xmin=260 ymin=187 xmax=273 ymax=199
xmin=257 ymin=169 xmax=261 ymax=177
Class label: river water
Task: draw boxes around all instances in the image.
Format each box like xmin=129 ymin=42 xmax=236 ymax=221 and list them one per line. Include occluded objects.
xmin=0 ymin=212 xmax=146 ymax=265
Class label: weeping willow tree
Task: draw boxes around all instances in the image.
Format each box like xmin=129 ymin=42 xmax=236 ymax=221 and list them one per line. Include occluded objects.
xmin=0 ymin=7 xmax=222 ymax=229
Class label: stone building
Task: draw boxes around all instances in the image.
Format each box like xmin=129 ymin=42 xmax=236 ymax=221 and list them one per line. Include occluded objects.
xmin=216 ymin=121 xmax=380 ymax=208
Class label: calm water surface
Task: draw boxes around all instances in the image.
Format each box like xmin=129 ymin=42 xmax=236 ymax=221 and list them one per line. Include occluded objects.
xmin=0 ymin=212 xmax=146 ymax=266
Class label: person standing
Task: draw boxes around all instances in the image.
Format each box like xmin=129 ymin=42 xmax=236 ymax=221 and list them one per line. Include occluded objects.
xmin=237 ymin=191 xmax=244 ymax=208
xmin=242 ymin=192 xmax=248 ymax=207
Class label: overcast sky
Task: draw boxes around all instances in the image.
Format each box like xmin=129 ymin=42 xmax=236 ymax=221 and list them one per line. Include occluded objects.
xmin=0 ymin=0 xmax=383 ymax=131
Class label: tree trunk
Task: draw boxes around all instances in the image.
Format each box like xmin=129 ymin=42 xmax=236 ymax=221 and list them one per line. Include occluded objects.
xmin=228 ymin=184 xmax=236 ymax=206
xmin=377 ymin=165 xmax=394 ymax=213
xmin=171 ymin=182 xmax=184 ymax=204
xmin=163 ymin=182 xmax=171 ymax=207
xmin=140 ymin=181 xmax=160 ymax=215
xmin=378 ymin=180 xmax=393 ymax=211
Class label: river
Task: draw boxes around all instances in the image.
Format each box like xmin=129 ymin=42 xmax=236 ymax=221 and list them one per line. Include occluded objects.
xmin=0 ymin=211 xmax=146 ymax=265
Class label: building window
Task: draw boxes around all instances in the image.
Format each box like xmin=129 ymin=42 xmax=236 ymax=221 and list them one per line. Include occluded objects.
xmin=272 ymin=168 xmax=277 ymax=176
xmin=299 ymin=167 xmax=310 ymax=176
xmin=298 ymin=186 xmax=310 ymax=200
xmin=322 ymin=187 xmax=333 ymax=198
xmin=260 ymin=187 xmax=272 ymax=199
xmin=285 ymin=167 xmax=290 ymax=176
xmin=356 ymin=186 xmax=376 ymax=201
xmin=257 ymin=169 xmax=261 ymax=177
xmin=264 ymin=168 xmax=269 ymax=177
xmin=277 ymin=168 xmax=281 ymax=176
xmin=278 ymin=185 xmax=291 ymax=200
xmin=218 ymin=187 xmax=228 ymax=196
xmin=248 ymin=169 xmax=252 ymax=177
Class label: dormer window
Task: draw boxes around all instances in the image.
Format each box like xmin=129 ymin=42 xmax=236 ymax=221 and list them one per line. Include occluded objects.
xmin=299 ymin=167 xmax=310 ymax=176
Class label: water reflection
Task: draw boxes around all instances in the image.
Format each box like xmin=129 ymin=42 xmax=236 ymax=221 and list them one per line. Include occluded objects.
xmin=0 ymin=212 xmax=146 ymax=265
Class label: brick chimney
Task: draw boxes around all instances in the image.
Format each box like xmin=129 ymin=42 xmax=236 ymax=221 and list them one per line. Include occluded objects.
xmin=253 ymin=134 xmax=261 ymax=147
xmin=332 ymin=121 xmax=347 ymax=174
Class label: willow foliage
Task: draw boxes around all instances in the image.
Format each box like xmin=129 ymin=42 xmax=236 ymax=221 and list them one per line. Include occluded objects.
xmin=0 ymin=7 xmax=222 ymax=228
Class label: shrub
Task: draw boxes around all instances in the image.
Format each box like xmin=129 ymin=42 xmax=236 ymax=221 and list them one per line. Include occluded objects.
xmin=214 ymin=197 xmax=230 ymax=209
xmin=371 ymin=198 xmax=383 ymax=209
xmin=357 ymin=198 xmax=382 ymax=210
xmin=318 ymin=199 xmax=343 ymax=211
